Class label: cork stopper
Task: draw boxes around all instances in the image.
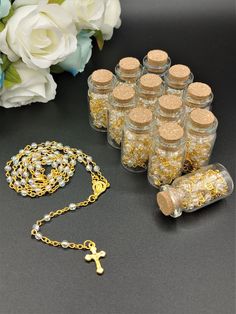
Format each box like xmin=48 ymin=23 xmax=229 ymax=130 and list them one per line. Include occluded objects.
xmin=159 ymin=122 xmax=184 ymax=142
xmin=190 ymin=108 xmax=215 ymax=128
xmin=188 ymin=82 xmax=212 ymax=100
xmin=147 ymin=50 xmax=168 ymax=67
xmin=91 ymin=69 xmax=113 ymax=85
xmin=157 ymin=191 xmax=174 ymax=216
xmin=140 ymin=74 xmax=162 ymax=91
xmin=128 ymin=107 xmax=153 ymax=127
xmin=119 ymin=57 xmax=140 ymax=74
xmin=168 ymin=64 xmax=191 ymax=81
xmin=113 ymin=85 xmax=135 ymax=103
xmin=159 ymin=95 xmax=182 ymax=113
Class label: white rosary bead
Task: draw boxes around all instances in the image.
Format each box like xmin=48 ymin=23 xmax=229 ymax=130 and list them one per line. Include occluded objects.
xmin=31 ymin=143 xmax=37 ymax=148
xmin=21 ymin=190 xmax=27 ymax=196
xmin=86 ymin=164 xmax=92 ymax=172
xmin=52 ymin=162 xmax=58 ymax=168
xmin=11 ymin=170 xmax=17 ymax=177
xmin=77 ymin=156 xmax=83 ymax=162
xmin=45 ymin=141 xmax=51 ymax=146
xmin=87 ymin=156 xmax=93 ymax=162
xmin=77 ymin=149 xmax=82 ymax=155
xmin=46 ymin=185 xmax=51 ymax=191
xmin=6 ymin=176 xmax=12 ymax=183
xmin=93 ymin=165 xmax=100 ymax=172
xmin=21 ymin=179 xmax=26 ymax=185
xmin=32 ymin=224 xmax=40 ymax=231
xmin=23 ymin=171 xmax=29 ymax=178
xmin=4 ymin=165 xmax=11 ymax=171
xmin=61 ymin=240 xmax=69 ymax=248
xmin=35 ymin=232 xmax=43 ymax=240
xmin=59 ymin=180 xmax=65 ymax=187
xmin=70 ymin=160 xmax=76 ymax=166
xmin=44 ymin=214 xmax=51 ymax=222
xmin=69 ymin=203 xmax=76 ymax=210
xmin=68 ymin=171 xmax=74 ymax=177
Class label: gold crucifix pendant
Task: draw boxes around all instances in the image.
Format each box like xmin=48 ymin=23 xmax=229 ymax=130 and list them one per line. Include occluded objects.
xmin=85 ymin=246 xmax=106 ymax=275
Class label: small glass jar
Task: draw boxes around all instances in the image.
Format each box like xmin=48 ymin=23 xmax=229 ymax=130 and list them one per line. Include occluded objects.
xmin=136 ymin=73 xmax=164 ymax=113
xmin=164 ymin=64 xmax=193 ymax=97
xmin=143 ymin=49 xmax=171 ymax=78
xmin=115 ymin=57 xmax=142 ymax=87
xmin=121 ymin=107 xmax=153 ymax=173
xmin=88 ymin=69 xmax=116 ymax=132
xmin=155 ymin=95 xmax=185 ymax=130
xmin=183 ymin=108 xmax=218 ymax=173
xmin=107 ymin=85 xmax=136 ymax=149
xmin=148 ymin=122 xmax=186 ymax=188
xmin=157 ymin=163 xmax=234 ymax=218
xmin=183 ymin=82 xmax=214 ymax=114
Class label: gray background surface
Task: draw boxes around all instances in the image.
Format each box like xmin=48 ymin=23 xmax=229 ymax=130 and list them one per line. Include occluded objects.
xmin=0 ymin=0 xmax=235 ymax=313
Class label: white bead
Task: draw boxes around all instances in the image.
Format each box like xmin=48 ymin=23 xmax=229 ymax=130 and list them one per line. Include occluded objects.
xmin=64 ymin=166 xmax=70 ymax=173
xmin=52 ymin=162 xmax=57 ymax=168
xmin=59 ymin=180 xmax=65 ymax=187
xmin=6 ymin=176 xmax=12 ymax=183
xmin=77 ymin=150 xmax=82 ymax=155
xmin=28 ymin=165 xmax=34 ymax=171
xmin=21 ymin=179 xmax=26 ymax=185
xmin=11 ymin=156 xmax=17 ymax=161
xmin=87 ymin=156 xmax=93 ymax=162
xmin=57 ymin=143 xmax=63 ymax=149
xmin=32 ymin=224 xmax=40 ymax=231
xmin=58 ymin=165 xmax=64 ymax=172
xmin=61 ymin=240 xmax=69 ymax=248
xmin=69 ymin=203 xmax=76 ymax=210
xmin=31 ymin=143 xmax=37 ymax=148
xmin=45 ymin=141 xmax=50 ymax=146
xmin=4 ymin=165 xmax=11 ymax=171
xmin=14 ymin=181 xmax=20 ymax=187
xmin=35 ymin=232 xmax=42 ymax=240
xmin=86 ymin=164 xmax=92 ymax=172
xmin=23 ymin=171 xmax=29 ymax=178
xmin=70 ymin=160 xmax=76 ymax=166
xmin=11 ymin=171 xmax=17 ymax=177
xmin=44 ymin=214 xmax=51 ymax=222
xmin=77 ymin=156 xmax=83 ymax=162
xmin=19 ymin=149 xmax=24 ymax=154
xmin=94 ymin=165 xmax=100 ymax=172
xmin=21 ymin=190 xmax=27 ymax=196
xmin=28 ymin=179 xmax=34 ymax=185
xmin=46 ymin=185 xmax=51 ymax=191
xmin=68 ymin=171 xmax=74 ymax=177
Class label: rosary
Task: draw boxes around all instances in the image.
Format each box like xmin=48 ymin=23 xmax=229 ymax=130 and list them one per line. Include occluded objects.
xmin=4 ymin=141 xmax=110 ymax=275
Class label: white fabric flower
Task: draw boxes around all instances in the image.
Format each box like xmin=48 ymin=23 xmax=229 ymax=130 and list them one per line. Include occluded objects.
xmin=101 ymin=0 xmax=121 ymax=40
xmin=0 ymin=61 xmax=57 ymax=108
xmin=62 ymin=0 xmax=121 ymax=40
xmin=0 ymin=0 xmax=77 ymax=69
xmin=62 ymin=0 xmax=105 ymax=31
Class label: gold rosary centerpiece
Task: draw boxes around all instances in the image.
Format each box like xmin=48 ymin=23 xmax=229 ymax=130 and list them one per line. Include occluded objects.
xmin=5 ymin=141 xmax=110 ymax=275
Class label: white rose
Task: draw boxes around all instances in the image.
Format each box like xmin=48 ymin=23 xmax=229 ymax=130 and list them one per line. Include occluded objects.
xmin=62 ymin=0 xmax=105 ymax=31
xmin=0 ymin=0 xmax=77 ymax=69
xmin=0 ymin=61 xmax=57 ymax=108
xmin=101 ymin=0 xmax=121 ymax=40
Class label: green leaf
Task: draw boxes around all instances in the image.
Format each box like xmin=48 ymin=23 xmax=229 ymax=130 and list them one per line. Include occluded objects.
xmin=0 ymin=21 xmax=5 ymax=32
xmin=94 ymin=30 xmax=104 ymax=51
xmin=4 ymin=63 xmax=21 ymax=89
xmin=48 ymin=0 xmax=65 ymax=4
xmin=50 ymin=64 xmax=65 ymax=74
xmin=2 ymin=7 xmax=14 ymax=24
xmin=2 ymin=55 xmax=11 ymax=72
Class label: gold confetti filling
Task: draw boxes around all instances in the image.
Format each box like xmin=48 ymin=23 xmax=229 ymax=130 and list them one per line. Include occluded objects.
xmin=148 ymin=122 xmax=185 ymax=187
xmin=121 ymin=107 xmax=153 ymax=171
xmin=174 ymin=168 xmax=229 ymax=211
xmin=88 ymin=92 xmax=109 ymax=129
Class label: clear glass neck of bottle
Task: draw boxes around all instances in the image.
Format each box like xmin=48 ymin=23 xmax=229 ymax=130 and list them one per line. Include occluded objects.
xmin=137 ymin=82 xmax=164 ymax=100
xmin=143 ymin=55 xmax=171 ymax=75
xmin=164 ymin=72 xmax=194 ymax=89
xmin=88 ymin=75 xmax=116 ymax=94
xmin=115 ymin=64 xmax=143 ymax=83
xmin=187 ymin=117 xmax=218 ymax=136
xmin=183 ymin=89 xmax=214 ymax=111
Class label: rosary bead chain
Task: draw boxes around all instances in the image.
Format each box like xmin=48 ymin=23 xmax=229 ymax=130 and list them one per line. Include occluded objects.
xmin=5 ymin=141 xmax=110 ymax=274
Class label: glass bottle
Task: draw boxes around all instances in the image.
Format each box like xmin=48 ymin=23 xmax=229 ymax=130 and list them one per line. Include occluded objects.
xmin=88 ymin=69 xmax=116 ymax=132
xmin=155 ymin=95 xmax=185 ymax=129
xmin=183 ymin=108 xmax=218 ymax=173
xmin=136 ymin=73 xmax=164 ymax=113
xmin=183 ymin=82 xmax=214 ymax=114
xmin=115 ymin=57 xmax=142 ymax=87
xmin=107 ymin=85 xmax=136 ymax=149
xmin=148 ymin=122 xmax=186 ymax=188
xmin=143 ymin=49 xmax=171 ymax=78
xmin=164 ymin=64 xmax=193 ymax=97
xmin=121 ymin=107 xmax=153 ymax=173
xmin=157 ymin=163 xmax=234 ymax=218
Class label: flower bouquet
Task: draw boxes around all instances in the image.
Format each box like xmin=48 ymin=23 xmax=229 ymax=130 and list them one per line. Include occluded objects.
xmin=0 ymin=0 xmax=121 ymax=108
